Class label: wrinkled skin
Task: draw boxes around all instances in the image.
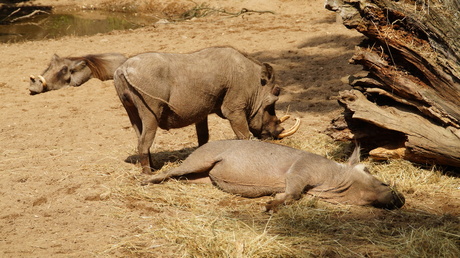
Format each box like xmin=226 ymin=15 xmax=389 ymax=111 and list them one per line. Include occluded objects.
xmin=114 ymin=47 xmax=298 ymax=174
xmin=29 ymin=53 xmax=127 ymax=95
xmin=144 ymin=140 xmax=405 ymax=211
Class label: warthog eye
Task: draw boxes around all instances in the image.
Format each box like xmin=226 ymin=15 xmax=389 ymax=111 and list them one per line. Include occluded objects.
xmin=60 ymin=66 xmax=68 ymax=75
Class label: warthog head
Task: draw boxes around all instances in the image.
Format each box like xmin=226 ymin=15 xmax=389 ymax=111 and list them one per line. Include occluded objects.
xmin=248 ymin=63 xmax=300 ymax=140
xmin=29 ymin=54 xmax=94 ymax=95
xmin=315 ymin=147 xmax=405 ymax=209
xmin=341 ymin=164 xmax=405 ymax=209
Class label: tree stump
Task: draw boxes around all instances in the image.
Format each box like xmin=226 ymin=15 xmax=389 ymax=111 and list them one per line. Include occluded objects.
xmin=324 ymin=0 xmax=460 ymax=167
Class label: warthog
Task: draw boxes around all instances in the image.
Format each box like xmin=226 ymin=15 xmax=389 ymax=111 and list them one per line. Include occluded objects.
xmin=143 ymin=140 xmax=405 ymax=211
xmin=114 ymin=46 xmax=300 ymax=174
xmin=29 ymin=53 xmax=127 ymax=95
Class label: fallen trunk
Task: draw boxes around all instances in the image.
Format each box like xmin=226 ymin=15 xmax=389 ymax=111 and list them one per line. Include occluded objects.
xmin=324 ymin=0 xmax=460 ymax=167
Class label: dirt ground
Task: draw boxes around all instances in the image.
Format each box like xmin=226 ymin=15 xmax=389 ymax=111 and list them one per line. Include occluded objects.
xmin=1 ymin=0 xmax=458 ymax=257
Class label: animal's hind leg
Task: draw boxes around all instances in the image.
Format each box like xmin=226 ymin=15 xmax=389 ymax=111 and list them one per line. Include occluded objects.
xmin=114 ymin=72 xmax=142 ymax=138
xmin=142 ymin=156 xmax=221 ymax=185
xmin=123 ymin=100 xmax=142 ymax=138
xmin=138 ymin=116 xmax=158 ymax=174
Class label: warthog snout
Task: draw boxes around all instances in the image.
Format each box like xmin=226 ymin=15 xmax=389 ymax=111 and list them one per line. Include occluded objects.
xmin=29 ymin=75 xmax=47 ymax=95
xmin=257 ymin=115 xmax=300 ymax=140
xmin=372 ymin=188 xmax=405 ymax=209
xmin=257 ymin=116 xmax=300 ymax=140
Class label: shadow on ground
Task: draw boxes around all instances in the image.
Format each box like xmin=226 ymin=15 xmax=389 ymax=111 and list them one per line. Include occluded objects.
xmin=251 ymin=34 xmax=364 ymax=114
xmin=125 ymin=147 xmax=196 ymax=170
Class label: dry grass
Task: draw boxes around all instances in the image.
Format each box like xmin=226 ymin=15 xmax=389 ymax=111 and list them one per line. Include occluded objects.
xmin=104 ymin=134 xmax=459 ymax=257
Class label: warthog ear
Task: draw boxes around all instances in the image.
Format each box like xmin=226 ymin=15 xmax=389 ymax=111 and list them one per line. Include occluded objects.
xmin=51 ymin=54 xmax=61 ymax=63
xmin=348 ymin=145 xmax=361 ymax=166
xmin=260 ymin=63 xmax=275 ymax=86
xmin=355 ymin=163 xmax=371 ymax=174
xmin=70 ymin=60 xmax=87 ymax=73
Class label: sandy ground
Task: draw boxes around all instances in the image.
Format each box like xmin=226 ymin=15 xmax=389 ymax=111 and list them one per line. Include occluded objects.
xmin=1 ymin=0 xmax=458 ymax=256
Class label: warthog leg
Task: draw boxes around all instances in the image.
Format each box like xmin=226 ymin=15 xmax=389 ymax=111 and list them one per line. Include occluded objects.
xmin=264 ymin=162 xmax=312 ymax=212
xmin=138 ymin=115 xmax=158 ymax=174
xmin=226 ymin=111 xmax=252 ymax=139
xmin=142 ymin=157 xmax=220 ymax=185
xmin=195 ymin=117 xmax=209 ymax=146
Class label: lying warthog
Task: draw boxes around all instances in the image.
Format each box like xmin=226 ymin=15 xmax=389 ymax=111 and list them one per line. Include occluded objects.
xmin=143 ymin=140 xmax=405 ymax=210
xmin=114 ymin=46 xmax=300 ymax=174
xmin=29 ymin=53 xmax=127 ymax=95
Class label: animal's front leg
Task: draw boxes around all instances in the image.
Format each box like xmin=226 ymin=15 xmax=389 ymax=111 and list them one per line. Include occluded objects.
xmin=264 ymin=165 xmax=310 ymax=212
xmin=264 ymin=193 xmax=300 ymax=212
xmin=225 ymin=111 xmax=251 ymax=139
xmin=195 ymin=117 xmax=209 ymax=146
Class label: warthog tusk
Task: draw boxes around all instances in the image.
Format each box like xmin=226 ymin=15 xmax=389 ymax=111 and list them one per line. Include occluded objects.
xmin=278 ymin=117 xmax=300 ymax=138
xmin=279 ymin=115 xmax=290 ymax=123
xmin=30 ymin=75 xmax=36 ymax=80
xmin=37 ymin=75 xmax=47 ymax=88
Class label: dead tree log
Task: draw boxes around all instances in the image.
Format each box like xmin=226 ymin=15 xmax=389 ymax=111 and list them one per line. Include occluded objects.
xmin=324 ymin=0 xmax=460 ymax=167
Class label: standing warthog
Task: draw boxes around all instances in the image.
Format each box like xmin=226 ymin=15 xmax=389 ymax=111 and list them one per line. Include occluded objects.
xmin=114 ymin=46 xmax=300 ymax=174
xmin=143 ymin=140 xmax=405 ymax=211
xmin=29 ymin=53 xmax=127 ymax=95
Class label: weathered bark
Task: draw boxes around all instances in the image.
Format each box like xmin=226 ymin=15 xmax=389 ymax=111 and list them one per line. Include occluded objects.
xmin=325 ymin=0 xmax=460 ymax=167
